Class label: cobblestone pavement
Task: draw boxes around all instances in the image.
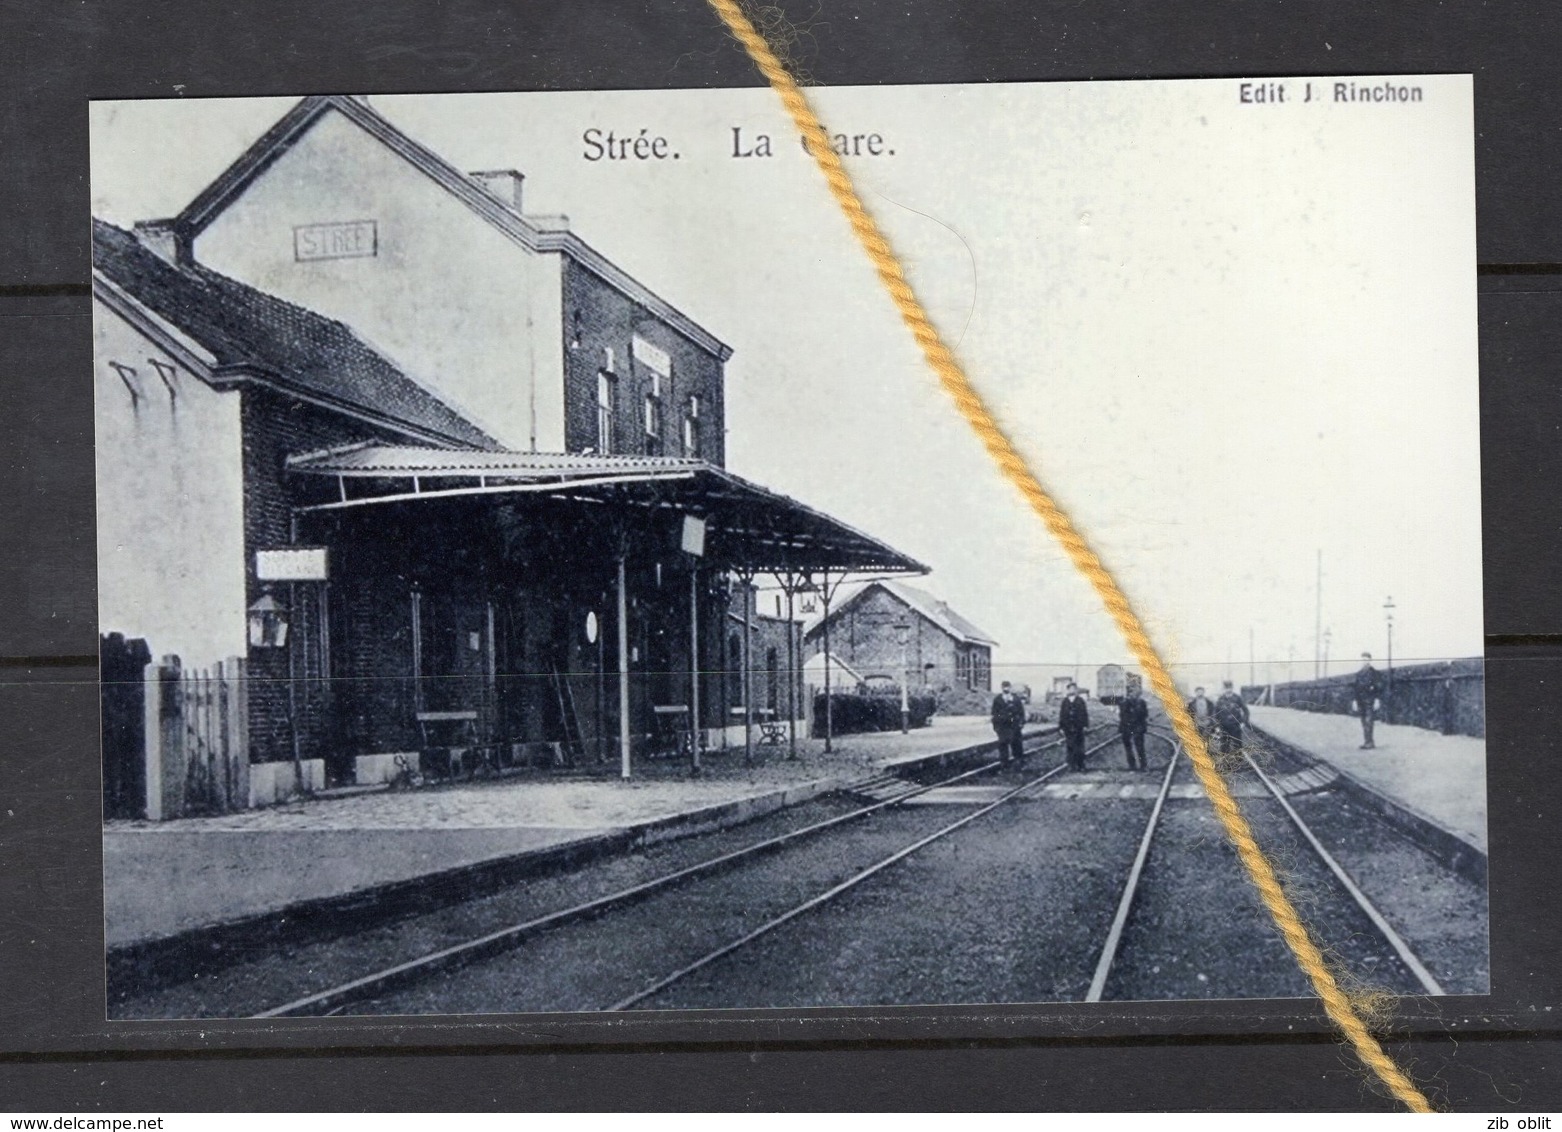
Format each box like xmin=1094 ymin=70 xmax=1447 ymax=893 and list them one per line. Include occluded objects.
xmin=105 ymin=716 xmax=1007 ymax=834
xmin=103 ymin=716 xmax=1016 ymax=945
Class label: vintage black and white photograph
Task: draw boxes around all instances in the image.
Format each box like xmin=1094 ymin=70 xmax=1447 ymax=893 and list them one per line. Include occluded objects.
xmin=90 ymin=78 xmax=1486 ymax=1020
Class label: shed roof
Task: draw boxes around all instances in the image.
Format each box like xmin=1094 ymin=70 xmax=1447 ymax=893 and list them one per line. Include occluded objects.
xmin=287 ymin=444 xmax=926 ymax=575
xmin=805 ymin=579 xmax=998 ymax=648
xmin=92 ymin=220 xmax=497 ymax=450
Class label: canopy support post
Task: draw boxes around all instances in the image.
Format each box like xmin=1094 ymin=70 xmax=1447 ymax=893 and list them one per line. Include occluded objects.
xmin=822 ymin=567 xmax=833 ymax=754
xmin=689 ymin=564 xmax=701 ymax=776
xmin=786 ymin=578 xmax=798 ymax=761
xmin=617 ymin=549 xmax=631 ymax=780
xmin=739 ymin=570 xmax=755 ymax=767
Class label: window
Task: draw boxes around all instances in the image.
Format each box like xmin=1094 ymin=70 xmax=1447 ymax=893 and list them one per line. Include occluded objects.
xmin=643 ymin=370 xmax=663 ymax=452
xmin=632 ymin=336 xmax=671 ymax=455
xmin=682 ymin=395 xmax=701 ymax=457
xmin=596 ymin=371 xmax=615 ymax=453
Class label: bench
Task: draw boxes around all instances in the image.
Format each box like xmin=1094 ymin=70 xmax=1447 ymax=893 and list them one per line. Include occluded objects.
xmin=651 ymin=704 xmax=695 ymax=758
xmin=416 ymin=710 xmax=483 ymax=779
xmin=730 ymin=706 xmax=786 ymax=745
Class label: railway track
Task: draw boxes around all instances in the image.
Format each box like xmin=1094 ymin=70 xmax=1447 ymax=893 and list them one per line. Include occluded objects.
xmin=1089 ymin=727 xmax=1447 ymax=1000
xmin=138 ymin=716 xmax=1468 ymax=1018
xmin=605 ymin=731 xmax=1125 ymax=1011
xmin=255 ymin=724 xmax=1119 ymax=1018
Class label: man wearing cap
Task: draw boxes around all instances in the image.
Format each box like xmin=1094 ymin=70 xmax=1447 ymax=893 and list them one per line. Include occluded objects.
xmin=991 ymin=680 xmax=1027 ymax=764
xmin=1352 ymin=652 xmax=1386 ymax=749
xmin=1186 ymin=685 xmax=1217 ymax=742
xmin=1059 ymin=682 xmax=1091 ymax=770
xmin=1213 ymin=680 xmax=1250 ymax=756
xmin=1118 ymin=684 xmax=1150 ymax=770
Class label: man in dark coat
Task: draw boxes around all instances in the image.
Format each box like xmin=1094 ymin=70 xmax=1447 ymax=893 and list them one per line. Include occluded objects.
xmin=1352 ymin=652 xmax=1387 ymax=749
xmin=990 ymin=680 xmax=1026 ymax=764
xmin=1186 ymin=686 xmax=1217 ymax=741
xmin=1058 ymin=682 xmax=1091 ymax=770
xmin=1213 ymin=680 xmax=1250 ymax=755
xmin=1118 ymin=686 xmax=1149 ymax=770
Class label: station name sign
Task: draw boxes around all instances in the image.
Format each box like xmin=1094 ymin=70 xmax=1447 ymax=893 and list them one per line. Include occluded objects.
xmin=256 ymin=546 xmax=330 ymax=581
xmin=293 ymin=220 xmax=378 ymax=262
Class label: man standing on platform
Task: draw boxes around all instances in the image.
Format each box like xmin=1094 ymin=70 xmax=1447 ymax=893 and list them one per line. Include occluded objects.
xmin=991 ymin=680 xmax=1027 ymax=764
xmin=1352 ymin=652 xmax=1386 ymax=749
xmin=1118 ymin=684 xmax=1149 ymax=770
xmin=1059 ymin=682 xmax=1091 ymax=770
xmin=1214 ymin=680 xmax=1250 ymax=756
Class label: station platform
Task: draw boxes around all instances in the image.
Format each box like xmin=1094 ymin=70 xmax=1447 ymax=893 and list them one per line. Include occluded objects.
xmin=104 ymin=715 xmax=1034 ymax=951
xmin=1247 ymin=705 xmax=1487 ymax=855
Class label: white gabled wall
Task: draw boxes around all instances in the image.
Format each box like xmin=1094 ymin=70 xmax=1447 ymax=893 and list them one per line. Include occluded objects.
xmin=192 ymin=107 xmax=563 ymax=451
xmin=94 ymin=298 xmax=247 ymax=668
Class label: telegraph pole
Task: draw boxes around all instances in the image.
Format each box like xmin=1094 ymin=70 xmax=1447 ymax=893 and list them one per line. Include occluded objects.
xmin=1313 ymin=549 xmax=1323 ymax=680
xmin=1384 ymin=595 xmax=1396 ymax=722
xmin=1384 ymin=595 xmax=1396 ymax=672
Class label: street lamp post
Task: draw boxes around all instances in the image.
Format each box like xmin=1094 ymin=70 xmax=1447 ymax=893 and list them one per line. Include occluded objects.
xmin=894 ymin=620 xmax=911 ymax=734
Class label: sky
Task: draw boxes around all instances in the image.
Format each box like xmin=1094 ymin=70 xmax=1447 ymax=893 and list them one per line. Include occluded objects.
xmin=89 ymin=77 xmax=1482 ymax=687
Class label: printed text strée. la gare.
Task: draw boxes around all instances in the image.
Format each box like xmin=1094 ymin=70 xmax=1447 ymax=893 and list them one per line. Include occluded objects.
xmin=577 ymin=126 xmax=896 ymax=161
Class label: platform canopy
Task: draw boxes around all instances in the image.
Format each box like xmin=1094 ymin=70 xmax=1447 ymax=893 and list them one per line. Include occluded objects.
xmin=288 ymin=443 xmax=927 ymax=576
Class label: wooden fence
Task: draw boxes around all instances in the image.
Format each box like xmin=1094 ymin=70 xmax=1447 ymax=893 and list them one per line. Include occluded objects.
xmin=102 ymin=636 xmax=250 ymax=820
xmin=1244 ymin=657 xmax=1484 ymax=739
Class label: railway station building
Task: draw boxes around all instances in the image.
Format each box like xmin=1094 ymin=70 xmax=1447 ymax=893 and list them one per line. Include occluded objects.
xmin=94 ymin=95 xmax=921 ymax=817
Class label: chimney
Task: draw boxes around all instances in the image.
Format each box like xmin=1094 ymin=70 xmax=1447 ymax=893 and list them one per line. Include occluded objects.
xmin=470 ymin=169 xmax=525 ymax=212
xmin=132 ymin=219 xmax=187 ymax=266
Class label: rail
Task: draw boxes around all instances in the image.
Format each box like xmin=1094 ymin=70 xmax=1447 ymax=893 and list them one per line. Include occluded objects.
xmin=253 ymin=723 xmax=1110 ymax=1018
xmin=1085 ymin=732 xmax=1180 ymax=1001
xmin=1082 ymin=726 xmax=1445 ymax=1001
xmin=608 ymin=731 xmax=1125 ymax=1011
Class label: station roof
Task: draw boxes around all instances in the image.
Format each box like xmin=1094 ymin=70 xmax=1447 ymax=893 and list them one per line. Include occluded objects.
xmin=91 ymin=220 xmax=497 ymax=450
xmin=287 ymin=443 xmax=927 ymax=576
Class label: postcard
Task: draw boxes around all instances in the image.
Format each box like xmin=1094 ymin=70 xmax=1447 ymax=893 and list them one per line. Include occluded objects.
xmin=89 ymin=78 xmax=1484 ymax=1019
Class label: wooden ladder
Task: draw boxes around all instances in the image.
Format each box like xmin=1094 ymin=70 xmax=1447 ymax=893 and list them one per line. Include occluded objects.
xmin=550 ymin=664 xmax=586 ymax=764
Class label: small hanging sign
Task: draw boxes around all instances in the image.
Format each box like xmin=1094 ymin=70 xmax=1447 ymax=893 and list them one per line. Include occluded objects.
xmin=256 ymin=546 xmax=329 ymax=581
xmin=680 ymin=514 xmax=706 ymax=557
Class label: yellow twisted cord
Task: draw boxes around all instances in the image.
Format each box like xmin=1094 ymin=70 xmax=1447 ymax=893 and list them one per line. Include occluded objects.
xmin=705 ymin=0 xmax=1434 ymax=1112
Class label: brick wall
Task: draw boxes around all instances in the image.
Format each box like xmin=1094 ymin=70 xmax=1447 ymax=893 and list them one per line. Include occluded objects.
xmin=240 ymin=388 xmax=403 ymax=767
xmin=719 ymin=590 xmax=805 ymax=724
xmin=804 ymin=586 xmax=994 ymax=715
xmin=561 ymin=258 xmax=726 ymax=466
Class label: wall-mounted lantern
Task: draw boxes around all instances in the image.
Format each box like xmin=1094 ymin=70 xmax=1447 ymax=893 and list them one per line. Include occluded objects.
xmin=247 ymin=592 xmax=290 ymax=648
